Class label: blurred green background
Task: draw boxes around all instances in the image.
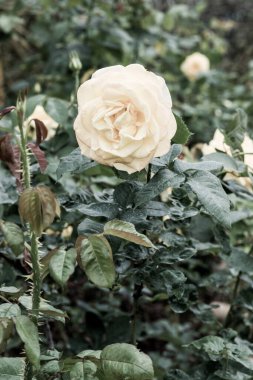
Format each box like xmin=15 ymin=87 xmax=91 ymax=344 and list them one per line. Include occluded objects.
xmin=1 ymin=0 xmax=253 ymax=144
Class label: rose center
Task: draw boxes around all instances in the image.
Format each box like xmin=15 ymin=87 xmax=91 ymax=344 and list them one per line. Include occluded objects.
xmin=108 ymin=101 xmax=143 ymax=138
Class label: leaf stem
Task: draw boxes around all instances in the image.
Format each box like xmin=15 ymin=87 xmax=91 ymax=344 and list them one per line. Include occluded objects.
xmin=131 ymin=163 xmax=152 ymax=343
xmin=147 ymin=163 xmax=152 ymax=182
xmin=224 ymin=270 xmax=241 ymax=328
xmin=131 ymin=283 xmax=143 ymax=346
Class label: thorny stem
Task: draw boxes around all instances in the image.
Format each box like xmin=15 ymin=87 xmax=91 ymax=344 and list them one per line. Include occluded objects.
xmin=17 ymin=107 xmax=30 ymax=189
xmin=30 ymin=233 xmax=41 ymax=323
xmin=17 ymin=101 xmax=41 ymax=378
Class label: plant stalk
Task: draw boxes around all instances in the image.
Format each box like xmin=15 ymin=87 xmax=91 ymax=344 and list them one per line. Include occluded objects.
xmin=30 ymin=232 xmax=41 ymax=323
xmin=131 ymin=283 xmax=143 ymax=346
xmin=224 ymin=271 xmax=241 ymax=328
xmin=17 ymin=102 xmax=41 ymax=378
xmin=17 ymin=107 xmax=30 ymax=189
xmin=131 ymin=164 xmax=151 ymax=344
xmin=147 ymin=163 xmax=152 ymax=182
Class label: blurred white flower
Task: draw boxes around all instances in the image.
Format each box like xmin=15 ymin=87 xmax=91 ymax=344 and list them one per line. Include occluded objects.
xmin=181 ymin=52 xmax=210 ymax=81
xmin=202 ymin=129 xmax=253 ymax=170
xmin=202 ymin=129 xmax=253 ymax=190
xmin=241 ymin=134 xmax=253 ymax=170
xmin=26 ymin=105 xmax=59 ymax=140
xmin=202 ymin=129 xmax=231 ymax=156
xmin=211 ymin=301 xmax=230 ymax=321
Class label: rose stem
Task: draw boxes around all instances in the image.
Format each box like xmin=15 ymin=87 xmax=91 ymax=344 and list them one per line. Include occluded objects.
xmin=17 ymin=95 xmax=41 ymax=378
xmin=130 ymin=164 xmax=152 ymax=345
xmin=131 ymin=283 xmax=143 ymax=346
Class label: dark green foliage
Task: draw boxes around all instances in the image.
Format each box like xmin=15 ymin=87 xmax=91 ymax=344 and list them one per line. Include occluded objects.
xmin=1 ymin=1 xmax=253 ymax=379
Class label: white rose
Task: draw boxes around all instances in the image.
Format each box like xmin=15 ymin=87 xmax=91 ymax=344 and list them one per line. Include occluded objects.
xmin=26 ymin=105 xmax=59 ymax=140
xmin=201 ymin=129 xmax=253 ymax=190
xmin=180 ymin=52 xmax=210 ymax=81
xmin=241 ymin=135 xmax=253 ymax=170
xmin=202 ymin=129 xmax=231 ymax=156
xmin=211 ymin=301 xmax=230 ymax=321
xmin=74 ymin=64 xmax=177 ymax=174
xmin=203 ymin=129 xmax=253 ymax=170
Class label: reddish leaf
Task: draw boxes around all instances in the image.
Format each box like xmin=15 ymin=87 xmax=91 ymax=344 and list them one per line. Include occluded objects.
xmin=32 ymin=118 xmax=48 ymax=145
xmin=0 ymin=134 xmax=15 ymax=163
xmin=22 ymin=247 xmax=31 ymax=272
xmin=0 ymin=106 xmax=16 ymax=119
xmin=27 ymin=142 xmax=48 ymax=173
xmin=0 ymin=134 xmax=22 ymax=190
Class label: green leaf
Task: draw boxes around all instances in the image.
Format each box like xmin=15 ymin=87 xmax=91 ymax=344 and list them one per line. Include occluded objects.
xmin=186 ymin=170 xmax=231 ymax=228
xmin=149 ymin=269 xmax=186 ymax=294
xmin=69 ymin=361 xmax=98 ymax=380
xmin=145 ymin=201 xmax=171 ymax=217
xmin=78 ymin=218 xmax=104 ymax=235
xmin=165 ymin=369 xmax=190 ymax=380
xmin=174 ymin=159 xmax=223 ymax=173
xmin=18 ymin=295 xmax=66 ymax=322
xmin=134 ymin=168 xmax=185 ymax=207
xmin=0 ymin=164 xmax=18 ymax=204
xmin=0 ymin=357 xmax=26 ymax=380
xmin=156 ymin=247 xmax=197 ymax=264
xmin=49 ymin=247 xmax=77 ymax=286
xmin=0 ymin=319 xmax=14 ymax=354
xmin=230 ymin=210 xmax=253 ymax=224
xmin=77 ymin=349 xmax=101 ymax=361
xmin=76 ymin=235 xmax=116 ymax=288
xmin=25 ymin=94 xmax=46 ymax=116
xmin=0 ymin=303 xmax=21 ymax=318
xmin=187 ymin=336 xmax=225 ymax=360
xmin=77 ymin=202 xmax=119 ymax=219
xmin=0 ymin=286 xmax=21 ymax=296
xmin=15 ymin=315 xmax=40 ymax=369
xmin=0 ymin=221 xmax=24 ymax=256
xmin=115 ymin=168 xmax=147 ymax=182
xmin=187 ymin=335 xmax=253 ymax=374
xmin=18 ymin=186 xmax=59 ymax=236
xmin=202 ymin=152 xmax=246 ymax=173
xmin=113 ymin=182 xmax=142 ymax=208
xmin=172 ymin=114 xmax=192 ymax=144
xmin=99 ymin=343 xmax=154 ymax=380
xmin=44 ymin=97 xmax=69 ymax=125
xmin=56 ymin=148 xmax=97 ymax=178
xmin=151 ymin=144 xmax=182 ymax=168
xmin=41 ymin=359 xmax=60 ymax=376
xmin=227 ymin=249 xmax=253 ymax=273
xmin=237 ymin=288 xmax=253 ymax=311
xmin=104 ymin=219 xmax=155 ymax=248
xmin=224 ymin=108 xmax=248 ymax=151
xmin=0 ymin=15 xmax=23 ymax=34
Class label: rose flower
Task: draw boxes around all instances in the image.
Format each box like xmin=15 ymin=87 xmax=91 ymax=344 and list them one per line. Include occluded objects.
xmin=74 ymin=64 xmax=177 ymax=174
xmin=180 ymin=52 xmax=210 ymax=81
